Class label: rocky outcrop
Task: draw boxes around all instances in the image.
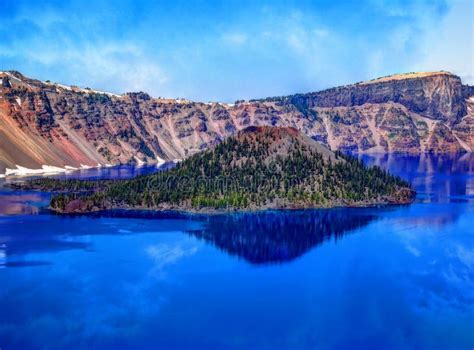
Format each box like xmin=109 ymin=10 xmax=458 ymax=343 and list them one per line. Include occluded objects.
xmin=270 ymin=72 xmax=467 ymax=125
xmin=1 ymin=70 xmax=473 ymax=173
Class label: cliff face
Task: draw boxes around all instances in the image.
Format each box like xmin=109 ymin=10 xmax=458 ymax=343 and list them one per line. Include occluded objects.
xmin=279 ymin=72 xmax=467 ymax=125
xmin=1 ymin=70 xmax=473 ymax=173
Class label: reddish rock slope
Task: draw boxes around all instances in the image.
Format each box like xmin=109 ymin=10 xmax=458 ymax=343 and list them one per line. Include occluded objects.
xmin=1 ymin=70 xmax=473 ymax=173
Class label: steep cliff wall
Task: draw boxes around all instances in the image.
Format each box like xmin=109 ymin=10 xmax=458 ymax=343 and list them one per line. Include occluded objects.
xmin=1 ymin=70 xmax=473 ymax=173
xmin=265 ymin=72 xmax=467 ymax=125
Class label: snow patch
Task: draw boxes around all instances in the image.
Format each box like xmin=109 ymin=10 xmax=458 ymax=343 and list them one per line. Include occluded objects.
xmin=15 ymin=97 xmax=21 ymax=106
xmin=47 ymin=81 xmax=121 ymax=97
xmin=155 ymin=155 xmax=166 ymax=165
xmin=134 ymin=157 xmax=146 ymax=166
xmin=3 ymin=72 xmax=22 ymax=83
xmin=5 ymin=165 xmax=67 ymax=176
xmin=42 ymin=165 xmax=66 ymax=173
xmin=87 ymin=89 xmax=122 ymax=98
xmin=54 ymin=83 xmax=72 ymax=91
xmin=3 ymin=72 xmax=33 ymax=88
xmin=2 ymin=163 xmax=116 ymax=177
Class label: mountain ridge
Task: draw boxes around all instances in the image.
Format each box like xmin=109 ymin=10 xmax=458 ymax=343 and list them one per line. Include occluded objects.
xmin=1 ymin=70 xmax=473 ymax=174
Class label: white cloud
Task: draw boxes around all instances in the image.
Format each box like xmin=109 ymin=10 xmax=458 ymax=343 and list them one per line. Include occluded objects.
xmin=313 ymin=29 xmax=329 ymax=38
xmin=0 ymin=5 xmax=170 ymax=96
xmin=1 ymin=0 xmax=471 ymax=101
xmin=271 ymin=0 xmax=472 ymax=88
xmin=416 ymin=0 xmax=474 ymax=83
xmin=2 ymin=39 xmax=168 ymax=95
xmin=222 ymin=32 xmax=248 ymax=46
xmin=146 ymin=242 xmax=199 ymax=277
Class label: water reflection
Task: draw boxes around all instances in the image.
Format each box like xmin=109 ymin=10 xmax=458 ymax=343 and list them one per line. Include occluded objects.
xmin=0 ymin=192 xmax=46 ymax=216
xmin=0 ymin=156 xmax=473 ymax=348
xmin=0 ymin=211 xmax=202 ymax=268
xmin=360 ymin=153 xmax=474 ymax=203
xmin=185 ymin=209 xmax=378 ymax=264
xmin=0 ymin=216 xmax=91 ymax=267
xmin=0 ymin=208 xmax=377 ymax=267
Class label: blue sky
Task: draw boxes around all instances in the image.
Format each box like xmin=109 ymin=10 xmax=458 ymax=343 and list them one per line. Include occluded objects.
xmin=0 ymin=0 xmax=472 ymax=102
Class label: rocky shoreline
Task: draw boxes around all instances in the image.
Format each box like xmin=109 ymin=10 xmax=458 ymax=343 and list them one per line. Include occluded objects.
xmin=48 ymin=186 xmax=415 ymax=215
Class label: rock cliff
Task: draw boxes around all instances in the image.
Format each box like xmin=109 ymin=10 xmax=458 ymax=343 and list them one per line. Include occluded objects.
xmin=1 ymin=70 xmax=473 ymax=173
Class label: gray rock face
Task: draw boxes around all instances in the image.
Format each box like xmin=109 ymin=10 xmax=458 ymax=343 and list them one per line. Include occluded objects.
xmin=462 ymin=84 xmax=474 ymax=99
xmin=1 ymin=70 xmax=473 ymax=172
xmin=268 ymin=72 xmax=467 ymax=125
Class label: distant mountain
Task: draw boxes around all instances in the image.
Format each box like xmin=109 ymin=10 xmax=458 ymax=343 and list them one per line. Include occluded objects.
xmin=17 ymin=126 xmax=414 ymax=213
xmin=1 ymin=70 xmax=473 ymax=173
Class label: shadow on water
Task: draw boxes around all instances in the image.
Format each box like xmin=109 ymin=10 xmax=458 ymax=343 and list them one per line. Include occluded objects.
xmin=83 ymin=208 xmax=382 ymax=264
xmin=0 ymin=207 xmax=382 ymax=267
xmin=0 ymin=260 xmax=52 ymax=268
xmin=184 ymin=209 xmax=379 ymax=264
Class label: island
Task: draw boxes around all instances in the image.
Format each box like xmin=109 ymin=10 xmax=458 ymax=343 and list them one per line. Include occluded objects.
xmin=16 ymin=126 xmax=415 ymax=213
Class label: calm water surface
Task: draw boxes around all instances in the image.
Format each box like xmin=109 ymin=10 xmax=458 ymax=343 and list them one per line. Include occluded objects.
xmin=0 ymin=155 xmax=473 ymax=349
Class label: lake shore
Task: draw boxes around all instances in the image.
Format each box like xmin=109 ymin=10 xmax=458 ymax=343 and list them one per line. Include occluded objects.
xmin=48 ymin=187 xmax=415 ymax=215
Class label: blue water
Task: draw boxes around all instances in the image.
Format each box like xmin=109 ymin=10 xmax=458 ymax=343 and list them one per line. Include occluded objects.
xmin=0 ymin=154 xmax=473 ymax=349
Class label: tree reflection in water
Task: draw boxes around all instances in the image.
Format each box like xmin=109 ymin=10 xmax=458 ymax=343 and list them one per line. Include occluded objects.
xmin=185 ymin=209 xmax=378 ymax=264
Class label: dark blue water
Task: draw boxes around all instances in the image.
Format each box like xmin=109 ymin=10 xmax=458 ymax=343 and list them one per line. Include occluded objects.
xmin=0 ymin=154 xmax=473 ymax=349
